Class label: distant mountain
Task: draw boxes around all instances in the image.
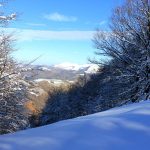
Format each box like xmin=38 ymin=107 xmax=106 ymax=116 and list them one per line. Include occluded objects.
xmin=84 ymin=64 xmax=100 ymax=74
xmin=37 ymin=66 xmax=51 ymax=71
xmin=54 ymin=62 xmax=99 ymax=73
xmin=22 ymin=63 xmax=100 ymax=81
xmin=54 ymin=62 xmax=90 ymax=71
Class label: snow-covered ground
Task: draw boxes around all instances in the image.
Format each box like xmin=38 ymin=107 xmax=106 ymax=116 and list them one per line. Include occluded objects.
xmin=85 ymin=64 xmax=100 ymax=74
xmin=0 ymin=101 xmax=150 ymax=150
xmin=34 ymin=79 xmax=73 ymax=85
xmin=37 ymin=67 xmax=51 ymax=71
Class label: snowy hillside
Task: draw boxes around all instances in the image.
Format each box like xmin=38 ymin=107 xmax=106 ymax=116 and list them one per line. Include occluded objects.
xmin=54 ymin=62 xmax=99 ymax=73
xmin=85 ymin=64 xmax=100 ymax=74
xmin=37 ymin=67 xmax=51 ymax=71
xmin=21 ymin=63 xmax=100 ymax=81
xmin=34 ymin=78 xmax=73 ymax=85
xmin=54 ymin=62 xmax=89 ymax=71
xmin=0 ymin=101 xmax=150 ymax=150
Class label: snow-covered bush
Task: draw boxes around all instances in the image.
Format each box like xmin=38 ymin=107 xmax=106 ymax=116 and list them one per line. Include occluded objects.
xmin=92 ymin=0 xmax=150 ymax=101
xmin=0 ymin=1 xmax=29 ymax=134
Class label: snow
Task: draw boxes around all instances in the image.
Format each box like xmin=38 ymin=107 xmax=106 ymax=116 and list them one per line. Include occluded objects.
xmin=29 ymin=91 xmax=38 ymax=97
xmin=54 ymin=62 xmax=88 ymax=71
xmin=34 ymin=79 xmax=73 ymax=85
xmin=0 ymin=101 xmax=150 ymax=150
xmin=49 ymin=79 xmax=66 ymax=85
xmin=34 ymin=78 xmax=59 ymax=84
xmin=0 ymin=13 xmax=16 ymax=21
xmin=54 ymin=62 xmax=99 ymax=73
xmin=9 ymin=13 xmax=16 ymax=20
xmin=21 ymin=67 xmax=32 ymax=71
xmin=85 ymin=64 xmax=99 ymax=74
xmin=37 ymin=67 xmax=51 ymax=71
xmin=30 ymin=87 xmax=46 ymax=96
xmin=0 ymin=16 xmax=7 ymax=20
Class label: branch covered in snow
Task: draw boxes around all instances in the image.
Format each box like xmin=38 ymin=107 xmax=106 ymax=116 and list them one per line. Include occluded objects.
xmin=92 ymin=0 xmax=150 ymax=101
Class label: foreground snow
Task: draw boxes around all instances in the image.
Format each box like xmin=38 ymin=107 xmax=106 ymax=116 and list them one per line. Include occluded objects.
xmin=0 ymin=101 xmax=150 ymax=150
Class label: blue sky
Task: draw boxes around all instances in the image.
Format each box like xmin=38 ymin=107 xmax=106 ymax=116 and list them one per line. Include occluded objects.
xmin=6 ymin=0 xmax=123 ymax=65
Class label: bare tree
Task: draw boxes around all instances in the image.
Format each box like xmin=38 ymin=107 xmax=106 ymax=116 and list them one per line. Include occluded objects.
xmin=0 ymin=1 xmax=29 ymax=134
xmin=92 ymin=0 xmax=150 ymax=101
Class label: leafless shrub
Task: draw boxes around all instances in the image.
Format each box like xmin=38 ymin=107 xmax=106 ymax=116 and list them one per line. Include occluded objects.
xmin=0 ymin=1 xmax=29 ymax=134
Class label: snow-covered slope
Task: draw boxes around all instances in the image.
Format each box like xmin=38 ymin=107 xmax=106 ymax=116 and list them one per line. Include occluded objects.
xmin=54 ymin=62 xmax=99 ymax=73
xmin=37 ymin=67 xmax=51 ymax=71
xmin=54 ymin=62 xmax=88 ymax=71
xmin=34 ymin=78 xmax=73 ymax=85
xmin=85 ymin=64 xmax=99 ymax=74
xmin=0 ymin=101 xmax=150 ymax=150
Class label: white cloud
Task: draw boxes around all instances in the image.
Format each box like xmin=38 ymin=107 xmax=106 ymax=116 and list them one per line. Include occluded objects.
xmin=2 ymin=28 xmax=94 ymax=41
xmin=44 ymin=12 xmax=77 ymax=22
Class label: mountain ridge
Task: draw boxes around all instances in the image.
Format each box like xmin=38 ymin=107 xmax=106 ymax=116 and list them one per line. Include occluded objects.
xmin=22 ymin=62 xmax=100 ymax=81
